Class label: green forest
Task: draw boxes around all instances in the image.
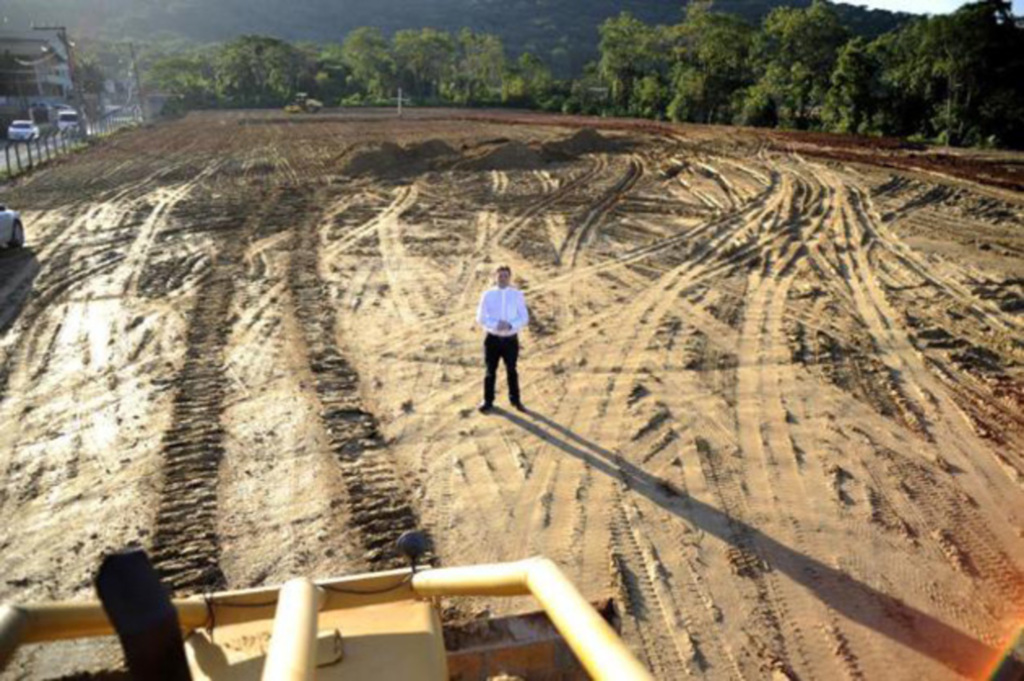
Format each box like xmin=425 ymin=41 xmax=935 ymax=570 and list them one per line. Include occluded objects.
xmin=142 ymin=0 xmax=1024 ymax=149
xmin=8 ymin=0 xmax=908 ymax=77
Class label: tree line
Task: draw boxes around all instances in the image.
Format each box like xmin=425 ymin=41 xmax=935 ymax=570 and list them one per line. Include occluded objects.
xmin=146 ymin=0 xmax=1024 ymax=149
xmin=147 ymin=29 xmax=521 ymax=112
xmin=11 ymin=0 xmax=910 ymax=80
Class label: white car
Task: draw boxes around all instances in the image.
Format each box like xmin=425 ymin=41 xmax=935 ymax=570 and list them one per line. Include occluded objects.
xmin=56 ymin=110 xmax=80 ymax=133
xmin=7 ymin=121 xmax=40 ymax=141
xmin=0 ymin=205 xmax=25 ymax=248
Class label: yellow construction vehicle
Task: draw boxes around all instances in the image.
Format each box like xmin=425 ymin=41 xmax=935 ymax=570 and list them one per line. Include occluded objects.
xmin=285 ymin=93 xmax=323 ymax=114
xmin=0 ymin=533 xmax=651 ymax=680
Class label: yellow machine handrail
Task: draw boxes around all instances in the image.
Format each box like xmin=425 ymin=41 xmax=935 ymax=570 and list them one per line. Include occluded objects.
xmin=0 ymin=557 xmax=653 ymax=681
xmin=413 ymin=557 xmax=653 ymax=680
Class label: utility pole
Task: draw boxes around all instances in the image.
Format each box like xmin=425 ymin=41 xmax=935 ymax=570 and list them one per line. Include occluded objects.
xmin=129 ymin=42 xmax=147 ymax=122
xmin=395 ymin=87 xmax=407 ymax=118
xmin=32 ymin=25 xmax=87 ymax=131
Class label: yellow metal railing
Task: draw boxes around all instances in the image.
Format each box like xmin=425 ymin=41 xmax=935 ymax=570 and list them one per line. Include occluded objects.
xmin=413 ymin=558 xmax=653 ymax=681
xmin=261 ymin=578 xmax=324 ymax=681
xmin=0 ymin=557 xmax=653 ymax=681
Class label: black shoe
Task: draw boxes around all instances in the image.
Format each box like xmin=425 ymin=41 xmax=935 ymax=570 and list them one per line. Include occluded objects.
xmin=511 ymin=401 xmax=527 ymax=412
xmin=478 ymin=402 xmax=493 ymax=414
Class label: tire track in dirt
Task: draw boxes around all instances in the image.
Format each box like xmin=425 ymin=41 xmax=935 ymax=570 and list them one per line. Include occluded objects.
xmin=397 ymin=159 xmax=784 ymax=435
xmin=853 ymin=187 xmax=1023 ymax=337
xmin=734 ymin=236 xmax=839 ymax=677
xmin=779 ymin=163 xmax=1024 ymax=673
xmin=856 ymin=429 xmax=1024 ymax=636
xmin=539 ymin=163 xmax=786 ymax=374
xmin=123 ymin=162 xmax=223 ymax=297
xmin=516 ymin=161 xmax=790 ymax=676
xmin=630 ymin=157 xmax=898 ymax=678
xmin=288 ymin=188 xmax=424 ymax=568
xmin=836 ymin=188 xmax=967 ymax=434
xmin=858 ymin=199 xmax=1024 ymax=445
xmin=149 ymin=220 xmax=246 ymax=592
xmin=0 ymin=194 xmax=150 ymax=404
xmin=495 ymin=154 xmax=608 ymax=247
xmin=375 ymin=184 xmax=449 ymax=323
xmin=0 ymin=161 xmax=225 ymax=553
xmin=416 ymin=157 xmax=777 ymax=358
xmin=769 ymin=160 xmax=1014 ymax=677
xmin=385 ymin=150 xmax=764 ymax=669
xmin=419 ymin=157 xmax=611 ymax=343
xmin=560 ymin=155 xmax=644 ymax=268
xmin=340 ymin=159 xmax=614 ymax=458
xmin=0 ymin=159 xmax=200 ymax=318
xmin=214 ymin=190 xmax=359 ymax=586
xmin=692 ymin=159 xmax=742 ymax=211
xmin=830 ymin=175 xmax=1024 ymax=568
xmin=324 ymin=184 xmax=417 ymax=259
xmin=368 ymin=160 xmax=779 ymax=363
xmin=609 ymin=489 xmax=692 ymax=676
xmin=641 ymin=368 xmax=748 ymax=677
xmin=490 ymin=170 xmax=509 ymax=195
xmin=692 ymin=432 xmax=800 ymax=679
xmin=698 ymin=159 xmax=840 ymax=679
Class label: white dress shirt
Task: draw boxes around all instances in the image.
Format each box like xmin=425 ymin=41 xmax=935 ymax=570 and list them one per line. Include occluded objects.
xmin=476 ymin=286 xmax=529 ymax=337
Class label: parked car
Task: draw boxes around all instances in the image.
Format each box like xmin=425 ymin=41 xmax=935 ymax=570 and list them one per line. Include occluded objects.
xmin=56 ymin=110 xmax=81 ymax=133
xmin=7 ymin=121 xmax=40 ymax=141
xmin=0 ymin=204 xmax=25 ymax=248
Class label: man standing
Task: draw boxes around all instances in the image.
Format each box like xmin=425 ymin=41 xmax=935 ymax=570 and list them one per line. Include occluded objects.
xmin=476 ymin=265 xmax=529 ymax=413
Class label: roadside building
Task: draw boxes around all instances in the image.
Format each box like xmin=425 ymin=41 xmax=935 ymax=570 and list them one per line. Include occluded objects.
xmin=0 ymin=29 xmax=73 ymax=124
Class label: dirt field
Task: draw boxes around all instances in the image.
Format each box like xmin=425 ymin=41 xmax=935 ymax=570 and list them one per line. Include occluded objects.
xmin=2 ymin=109 xmax=1024 ymax=680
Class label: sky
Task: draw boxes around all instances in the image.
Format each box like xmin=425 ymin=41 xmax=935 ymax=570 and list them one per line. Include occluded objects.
xmin=839 ymin=0 xmax=1024 ymax=14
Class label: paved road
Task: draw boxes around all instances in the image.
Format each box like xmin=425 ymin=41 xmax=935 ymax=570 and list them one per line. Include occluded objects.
xmin=2 ymin=116 xmax=138 ymax=176
xmin=1 ymin=137 xmax=71 ymax=175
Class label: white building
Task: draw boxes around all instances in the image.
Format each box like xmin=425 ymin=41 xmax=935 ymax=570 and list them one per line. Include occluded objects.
xmin=0 ymin=30 xmax=74 ymax=110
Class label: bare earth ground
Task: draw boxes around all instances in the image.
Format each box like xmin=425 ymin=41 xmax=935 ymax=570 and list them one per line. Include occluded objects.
xmin=2 ymin=109 xmax=1024 ymax=680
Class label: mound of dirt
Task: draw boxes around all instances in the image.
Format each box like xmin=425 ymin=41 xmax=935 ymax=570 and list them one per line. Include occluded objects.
xmin=343 ymin=142 xmax=408 ymax=176
xmin=409 ymin=139 xmax=457 ymax=160
xmin=464 ymin=141 xmax=546 ymax=171
xmin=343 ymin=139 xmax=458 ymax=177
xmin=543 ymin=128 xmax=617 ymax=159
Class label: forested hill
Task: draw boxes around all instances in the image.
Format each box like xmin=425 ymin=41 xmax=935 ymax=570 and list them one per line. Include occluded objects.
xmin=5 ymin=0 xmax=908 ymax=74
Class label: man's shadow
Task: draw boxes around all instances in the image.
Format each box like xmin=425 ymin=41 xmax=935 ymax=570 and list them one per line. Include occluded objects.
xmin=492 ymin=406 xmax=1003 ymax=678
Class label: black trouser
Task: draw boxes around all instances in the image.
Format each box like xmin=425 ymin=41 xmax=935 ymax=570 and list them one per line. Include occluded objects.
xmin=484 ymin=333 xmax=519 ymax=406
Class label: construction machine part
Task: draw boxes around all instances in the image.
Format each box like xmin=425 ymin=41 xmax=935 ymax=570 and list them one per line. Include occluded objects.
xmin=0 ymin=605 xmax=27 ymax=671
xmin=414 ymin=558 xmax=653 ymax=681
xmin=445 ymin=598 xmax=621 ymax=679
xmin=95 ymin=550 xmax=191 ymax=681
xmin=260 ymin=578 xmax=324 ymax=681
xmin=0 ymin=557 xmax=651 ymax=681
xmin=285 ymin=93 xmax=323 ymax=114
